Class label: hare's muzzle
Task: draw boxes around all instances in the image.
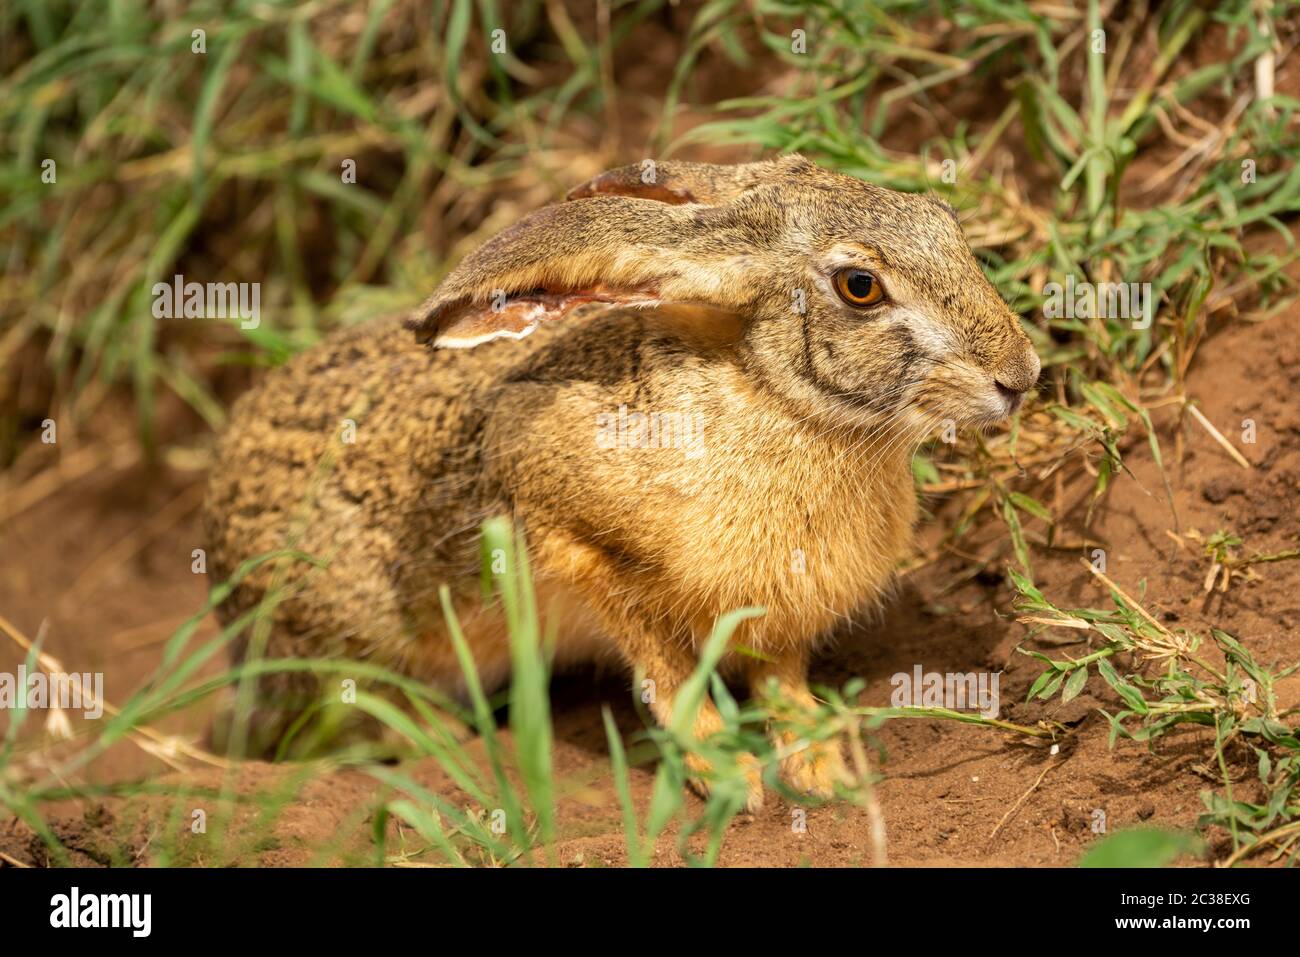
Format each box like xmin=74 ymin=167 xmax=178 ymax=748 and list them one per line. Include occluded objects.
xmin=992 ymin=346 xmax=1041 ymax=413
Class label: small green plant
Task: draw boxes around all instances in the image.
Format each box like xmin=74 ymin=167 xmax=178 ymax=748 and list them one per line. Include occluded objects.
xmin=1012 ymin=561 xmax=1300 ymax=864
xmin=1188 ymin=527 xmax=1300 ymax=594
xmin=1078 ymin=828 xmax=1204 ymax=867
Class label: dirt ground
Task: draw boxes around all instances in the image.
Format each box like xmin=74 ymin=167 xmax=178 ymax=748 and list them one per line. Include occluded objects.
xmin=2 ymin=294 xmax=1298 ymax=868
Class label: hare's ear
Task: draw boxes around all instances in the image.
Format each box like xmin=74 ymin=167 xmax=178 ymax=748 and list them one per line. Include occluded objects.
xmin=566 ymin=156 xmax=805 ymax=206
xmin=410 ymin=284 xmax=664 ymax=349
xmin=407 ymin=195 xmax=760 ymax=349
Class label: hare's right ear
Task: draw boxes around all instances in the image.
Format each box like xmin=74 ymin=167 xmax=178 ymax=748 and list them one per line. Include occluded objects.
xmin=564 ymin=158 xmax=790 ymax=205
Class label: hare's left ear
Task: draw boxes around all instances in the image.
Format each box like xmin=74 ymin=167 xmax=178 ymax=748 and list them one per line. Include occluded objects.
xmin=407 ymin=192 xmax=768 ymax=349
xmin=407 ymin=200 xmax=678 ymax=348
xmin=409 ymin=156 xmax=815 ymax=349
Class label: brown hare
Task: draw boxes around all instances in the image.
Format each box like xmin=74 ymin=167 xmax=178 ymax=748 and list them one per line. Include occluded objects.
xmin=203 ymin=154 xmax=1040 ymax=810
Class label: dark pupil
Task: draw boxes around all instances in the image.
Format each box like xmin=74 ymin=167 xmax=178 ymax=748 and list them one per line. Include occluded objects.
xmin=847 ymin=271 xmax=874 ymax=299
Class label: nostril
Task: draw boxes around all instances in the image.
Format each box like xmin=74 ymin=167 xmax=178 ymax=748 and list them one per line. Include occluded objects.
xmin=992 ymin=346 xmax=1040 ymax=412
xmin=995 ymin=378 xmax=1026 ymax=412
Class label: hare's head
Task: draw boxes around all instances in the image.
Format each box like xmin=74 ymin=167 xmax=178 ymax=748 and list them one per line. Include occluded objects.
xmin=410 ymin=155 xmax=1039 ymax=433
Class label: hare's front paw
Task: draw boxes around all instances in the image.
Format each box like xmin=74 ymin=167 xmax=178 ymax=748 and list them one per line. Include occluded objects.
xmin=779 ymin=740 xmax=850 ymax=799
xmin=685 ymin=751 xmax=765 ymax=813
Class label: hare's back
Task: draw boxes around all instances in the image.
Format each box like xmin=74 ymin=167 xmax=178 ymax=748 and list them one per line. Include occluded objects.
xmin=202 ymin=315 xmax=510 ymax=645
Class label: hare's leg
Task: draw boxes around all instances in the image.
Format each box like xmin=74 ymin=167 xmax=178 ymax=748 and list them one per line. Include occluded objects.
xmin=747 ymin=650 xmax=849 ymax=799
xmin=532 ymin=529 xmax=763 ymax=810
xmin=635 ymin=639 xmax=763 ymax=812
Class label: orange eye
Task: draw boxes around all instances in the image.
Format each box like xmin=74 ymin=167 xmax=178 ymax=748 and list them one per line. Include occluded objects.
xmin=833 ymin=268 xmax=885 ymax=307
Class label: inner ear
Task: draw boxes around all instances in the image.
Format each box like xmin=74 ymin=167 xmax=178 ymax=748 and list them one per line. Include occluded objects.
xmin=566 ymin=168 xmax=699 ymax=204
xmin=411 ymin=284 xmax=663 ymax=349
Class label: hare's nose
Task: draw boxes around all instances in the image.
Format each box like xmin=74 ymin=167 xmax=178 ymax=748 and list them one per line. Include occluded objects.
xmin=993 ymin=346 xmax=1041 ymax=396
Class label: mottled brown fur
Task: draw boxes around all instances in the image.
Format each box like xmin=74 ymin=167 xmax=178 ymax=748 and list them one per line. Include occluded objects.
xmin=204 ymin=155 xmax=1039 ymax=807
